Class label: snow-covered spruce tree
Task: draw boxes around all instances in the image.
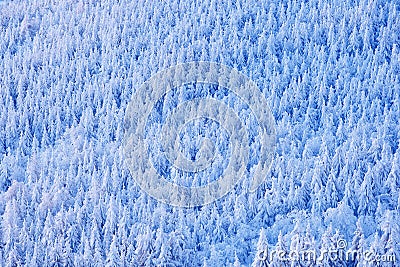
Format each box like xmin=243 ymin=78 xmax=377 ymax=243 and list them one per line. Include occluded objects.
xmin=252 ymin=228 xmax=269 ymax=267
xmin=270 ymin=231 xmax=288 ymax=267
xmin=105 ymin=235 xmax=121 ymax=267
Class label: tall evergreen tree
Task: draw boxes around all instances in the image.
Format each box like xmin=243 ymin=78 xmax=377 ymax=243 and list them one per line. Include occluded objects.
xmin=252 ymin=228 xmax=269 ymax=267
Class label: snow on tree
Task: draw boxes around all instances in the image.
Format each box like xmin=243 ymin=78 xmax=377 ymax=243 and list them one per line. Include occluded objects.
xmin=349 ymin=220 xmax=367 ymax=266
xmin=270 ymin=231 xmax=288 ymax=267
xmin=252 ymin=228 xmax=269 ymax=267
xmin=0 ymin=0 xmax=399 ymax=265
xmin=105 ymin=235 xmax=121 ymax=267
xmin=233 ymin=252 xmax=241 ymax=267
xmin=358 ymin=167 xmax=377 ymax=216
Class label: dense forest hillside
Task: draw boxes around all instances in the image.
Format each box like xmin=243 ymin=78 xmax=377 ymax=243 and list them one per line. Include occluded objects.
xmin=0 ymin=0 xmax=399 ymax=266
